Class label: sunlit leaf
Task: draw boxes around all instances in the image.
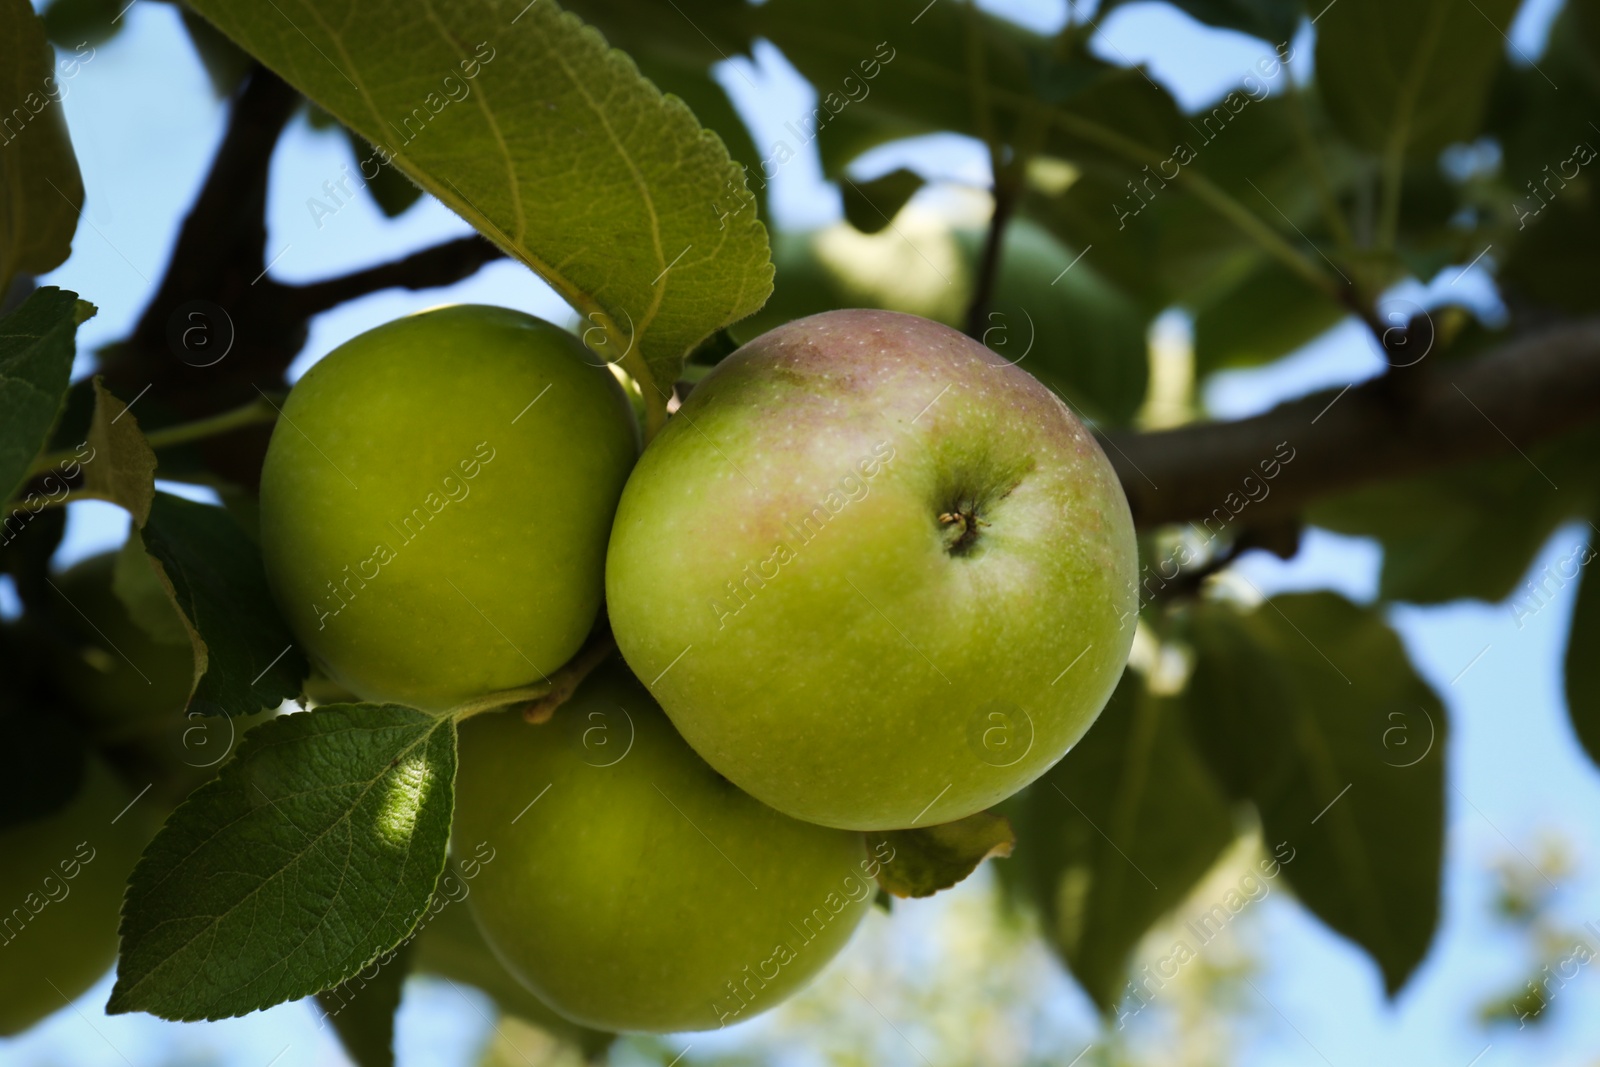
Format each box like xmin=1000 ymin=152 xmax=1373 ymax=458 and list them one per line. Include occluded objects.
xmin=184 ymin=0 xmax=773 ymax=426
xmin=110 ymin=704 xmax=456 ymax=1020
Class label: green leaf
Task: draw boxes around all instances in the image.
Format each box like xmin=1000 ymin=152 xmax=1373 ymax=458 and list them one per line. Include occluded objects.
xmin=1316 ymin=0 xmax=1518 ymax=159
xmin=1392 ymin=160 xmax=1475 ymax=280
xmin=112 ymin=533 xmax=191 ymax=646
xmin=1488 ymin=5 xmax=1600 ymax=311
xmin=1 ymin=1 xmax=86 ymax=295
xmin=1308 ymin=442 xmax=1598 ymax=604
xmin=842 ymin=168 xmax=924 ymax=234
xmin=814 ymin=104 xmax=925 ymax=180
xmin=77 ymin=377 xmax=156 ymax=524
xmin=182 ymin=0 xmax=773 ymax=427
xmin=1029 ymin=95 xmax=1344 ymax=315
xmin=315 ymin=938 xmax=415 ymax=1067
xmin=0 ymin=286 xmax=94 ymax=504
xmin=868 ymin=811 xmax=1015 ymax=899
xmin=0 ymin=502 xmax=64 ymax=614
xmin=346 ymin=129 xmax=424 ymax=219
xmin=1037 ymin=66 xmax=1193 ymax=184
xmin=109 ymin=703 xmax=458 ymax=1021
xmin=1501 ymin=195 xmax=1600 ymax=315
xmin=1010 ymin=671 xmax=1235 ymax=1014
xmin=179 ymin=6 xmax=254 ymax=99
xmin=1184 ymin=593 xmax=1446 ymax=994
xmin=41 ymin=372 xmax=95 ymax=452
xmin=1193 ymin=257 xmax=1347 ymax=375
xmin=1102 ymin=0 xmax=1302 ymax=44
xmin=1566 ymin=548 xmax=1600 ymax=771
xmin=753 ymin=0 xmax=1048 ymax=155
xmin=140 ymin=491 xmax=309 ymax=717
xmin=560 ymin=0 xmax=749 ymax=71
xmin=751 ymin=0 xmax=1149 ymax=183
xmin=40 ymin=0 xmax=125 ymax=48
xmin=631 ymin=51 xmax=770 ymax=225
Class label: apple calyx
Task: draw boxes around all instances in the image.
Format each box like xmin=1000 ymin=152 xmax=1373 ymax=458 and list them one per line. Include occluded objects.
xmin=938 ymin=474 xmax=1025 ymax=557
xmin=938 ymin=504 xmax=990 ymax=555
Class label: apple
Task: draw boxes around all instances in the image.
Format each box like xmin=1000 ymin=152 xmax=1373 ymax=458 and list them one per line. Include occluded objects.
xmin=410 ymin=882 xmax=614 ymax=1057
xmin=0 ymin=758 xmax=149 ymax=1036
xmin=606 ymin=309 xmax=1138 ymax=831
xmin=452 ymin=658 xmax=879 ymax=1033
xmin=259 ymin=305 xmax=638 ymax=711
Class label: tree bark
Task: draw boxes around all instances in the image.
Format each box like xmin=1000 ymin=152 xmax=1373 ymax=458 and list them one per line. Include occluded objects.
xmin=1105 ymin=318 xmax=1600 ymax=529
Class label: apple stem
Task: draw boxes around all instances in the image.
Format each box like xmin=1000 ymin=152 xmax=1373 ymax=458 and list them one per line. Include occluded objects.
xmin=518 ymin=624 xmax=618 ymax=724
xmin=448 ymin=623 xmax=618 ymax=725
xmin=449 ymin=681 xmax=559 ymax=722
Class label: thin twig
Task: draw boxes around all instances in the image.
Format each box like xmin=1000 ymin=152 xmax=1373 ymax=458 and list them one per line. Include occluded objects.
xmin=283 ymin=236 xmax=505 ymax=317
xmin=27 ymin=396 xmax=281 ymax=477
xmin=964 ymin=178 xmax=1017 ymax=338
xmin=143 ymin=395 xmax=281 ymax=450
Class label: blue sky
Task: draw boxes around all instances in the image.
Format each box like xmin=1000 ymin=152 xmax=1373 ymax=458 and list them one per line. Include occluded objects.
xmin=6 ymin=1 xmax=1599 ymax=1065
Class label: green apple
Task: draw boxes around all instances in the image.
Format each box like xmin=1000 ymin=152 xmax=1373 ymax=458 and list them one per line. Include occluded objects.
xmin=606 ymin=309 xmax=1138 ymax=830
xmin=259 ymin=305 xmax=638 ymax=711
xmin=453 ymin=658 xmax=879 ymax=1033
xmin=0 ymin=758 xmax=149 ymax=1036
xmin=410 ymin=883 xmax=614 ymax=1057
